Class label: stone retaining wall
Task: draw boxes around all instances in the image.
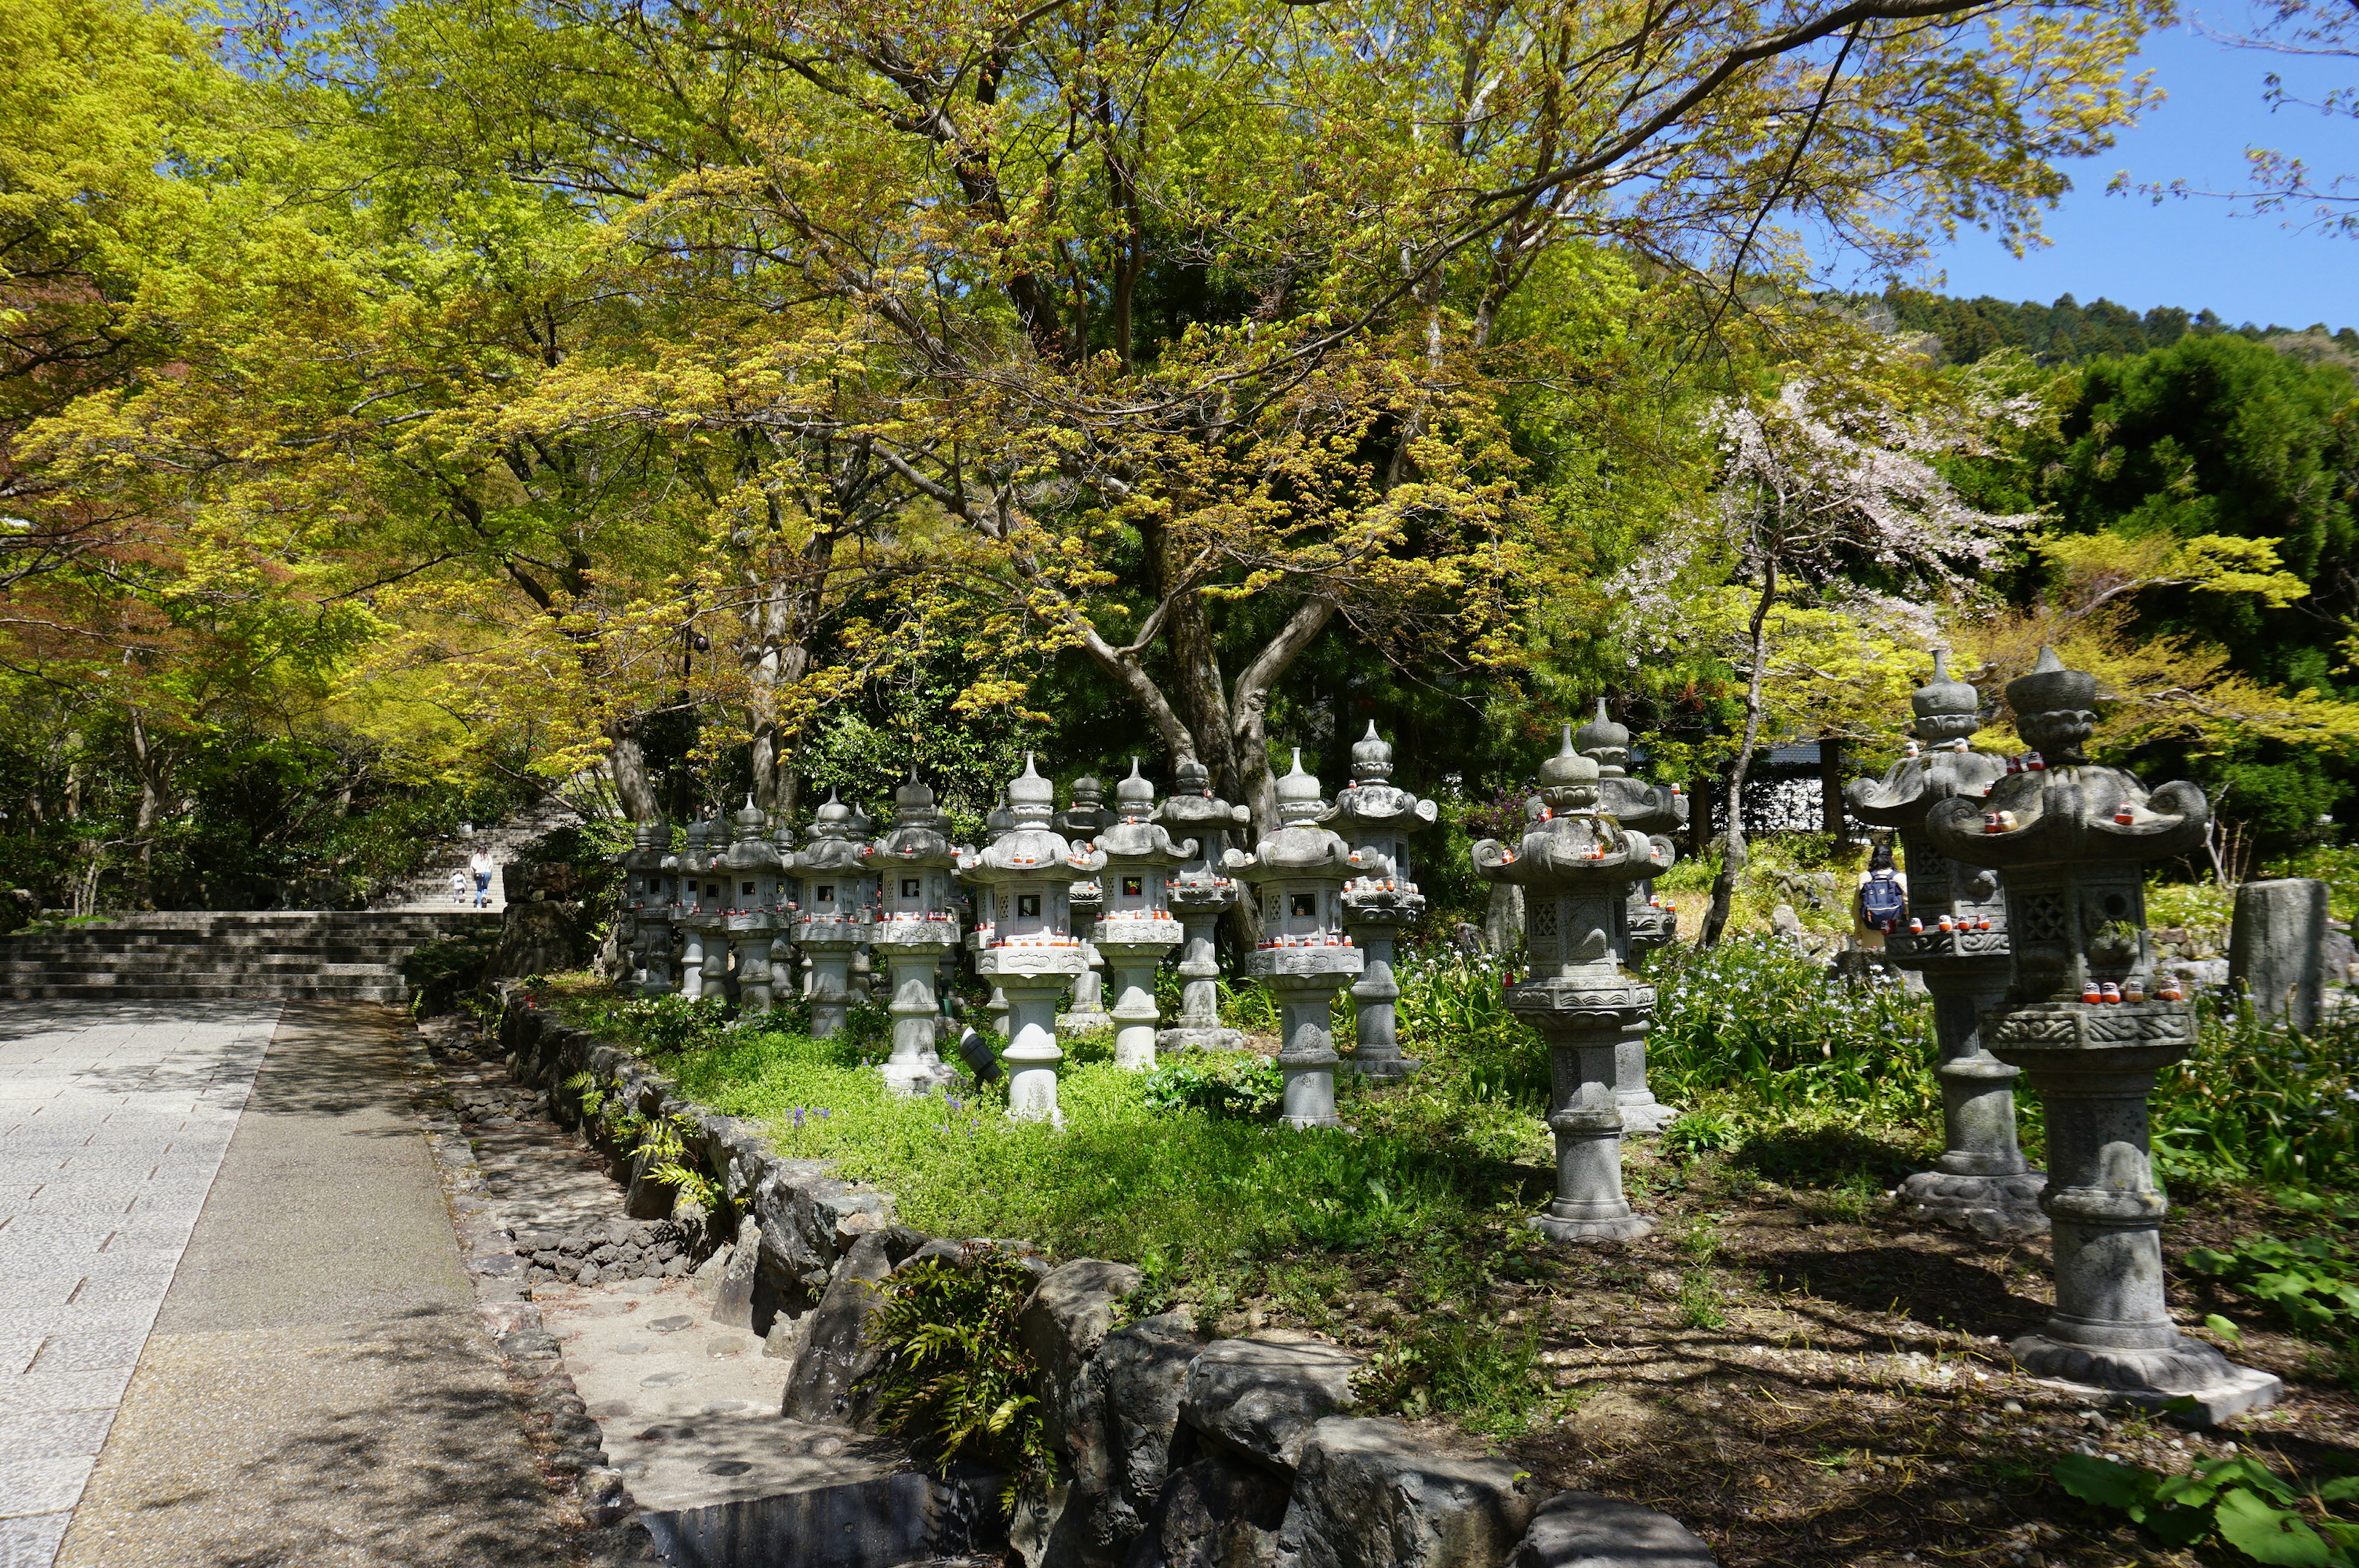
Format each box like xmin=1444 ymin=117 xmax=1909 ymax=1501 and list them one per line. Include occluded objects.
xmin=494 ymin=988 xmax=1718 ymax=1568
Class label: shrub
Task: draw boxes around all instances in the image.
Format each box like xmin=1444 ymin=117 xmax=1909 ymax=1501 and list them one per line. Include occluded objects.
xmin=1140 ymin=1055 xmax=1284 ymax=1120
xmin=862 ymin=1247 xmax=1052 ymax=1508
xmin=2054 ymin=1450 xmax=2359 ymax=1563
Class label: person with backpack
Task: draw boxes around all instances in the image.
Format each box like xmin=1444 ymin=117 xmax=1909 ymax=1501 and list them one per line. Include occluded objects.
xmin=1855 ymin=837 xmax=1907 ymax=946
xmin=469 ymin=848 xmax=496 ymax=909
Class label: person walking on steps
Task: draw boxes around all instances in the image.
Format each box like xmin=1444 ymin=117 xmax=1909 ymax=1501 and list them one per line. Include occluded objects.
xmin=470 ymin=848 xmax=496 ymax=909
xmin=448 ymin=867 xmax=469 ymax=906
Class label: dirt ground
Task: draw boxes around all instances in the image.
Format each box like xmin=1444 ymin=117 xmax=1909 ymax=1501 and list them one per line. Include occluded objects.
xmin=1252 ymin=1146 xmax=2358 ymax=1568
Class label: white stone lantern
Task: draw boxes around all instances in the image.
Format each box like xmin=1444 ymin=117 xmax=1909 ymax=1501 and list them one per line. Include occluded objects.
xmin=791 ymin=792 xmax=878 ymax=1037
xmin=958 ymin=755 xmax=1103 ymax=1122
xmin=674 ymin=818 xmax=729 ymax=1000
xmin=1154 ymin=760 xmax=1252 ymax=1053
xmin=1330 ymin=725 xmax=1437 ymax=1080
xmin=720 ymin=799 xmax=788 ymax=1016
xmin=1229 ymin=751 xmax=1363 ymax=1129
xmin=1092 ymin=762 xmax=1197 ymax=1069
xmin=1055 ymin=775 xmax=1114 ymax=1036
xmin=869 ymin=770 xmax=966 ymax=1094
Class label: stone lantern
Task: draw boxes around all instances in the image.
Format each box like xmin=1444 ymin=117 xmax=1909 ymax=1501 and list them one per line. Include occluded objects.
xmin=1847 ymin=651 xmax=2045 ymax=1237
xmin=1926 ymin=649 xmax=2280 ymax=1421
xmin=869 ymin=770 xmax=966 ymax=1094
xmin=792 ymin=792 xmax=878 ymax=1038
xmin=770 ymin=814 xmax=802 ymax=1000
xmin=1093 ymin=761 xmax=1197 ymax=1069
xmin=721 ymin=799 xmax=788 ymax=1016
xmin=619 ymin=822 xmax=675 ymax=996
xmin=1227 ymin=752 xmax=1363 ymax=1129
xmin=674 ymin=818 xmax=727 ymax=1000
xmin=1473 ymin=728 xmax=1671 ymax=1242
xmin=1330 ymin=725 xmax=1436 ymax=1080
xmin=959 ymin=756 xmax=1102 ymax=1122
xmin=1576 ymin=701 xmax=1689 ymax=1133
xmin=1153 ymin=759 xmax=1253 ymax=1053
xmin=1055 ymin=775 xmax=1114 ymax=1037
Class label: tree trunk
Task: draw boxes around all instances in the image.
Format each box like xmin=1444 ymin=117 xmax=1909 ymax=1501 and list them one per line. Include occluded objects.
xmin=1688 ymin=774 xmax=1715 ymax=860
xmin=125 ymin=709 xmax=165 ymax=910
xmin=1700 ymin=566 xmax=1776 ymax=947
xmin=609 ymin=720 xmax=662 ymax=821
xmin=1819 ymin=731 xmax=1848 ymax=849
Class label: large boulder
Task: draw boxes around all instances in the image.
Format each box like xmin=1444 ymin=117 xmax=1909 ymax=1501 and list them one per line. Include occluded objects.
xmin=780 ymin=1228 xmax=924 ymax=1427
xmin=1127 ymin=1455 xmax=1292 ymax=1568
xmin=1012 ymin=1259 xmax=1144 ymax=1568
xmin=1275 ymin=1418 xmax=1538 ymax=1568
xmin=487 ymin=899 xmax=589 ymax=978
xmin=1096 ymin=1312 xmax=1208 ymax=1547
xmin=1180 ymin=1340 xmax=1363 ymax=1474
xmin=1507 ymin=1492 xmax=1717 ymax=1568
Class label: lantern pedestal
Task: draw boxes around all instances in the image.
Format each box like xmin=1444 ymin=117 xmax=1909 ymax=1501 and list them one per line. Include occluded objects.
xmin=1611 ymin=901 xmax=1680 ymax=1132
xmin=678 ymin=921 xmax=710 ymax=999
xmin=1994 ymin=1010 xmax=2279 ymax=1421
xmin=984 ymin=948 xmax=1085 ymax=1123
xmin=798 ymin=924 xmax=864 ymax=1038
xmin=728 ymin=917 xmax=778 ymax=1015
xmin=1339 ymin=902 xmax=1418 ymax=1081
xmin=877 ymin=928 xmax=959 ymax=1095
xmin=1245 ymin=948 xmax=1361 ymax=1129
xmin=1515 ymin=981 xmax=1653 ymax=1242
xmin=1892 ymin=938 xmax=2045 ymax=1236
xmin=1097 ymin=922 xmax=1180 ymax=1071
xmin=1060 ymin=958 xmax=1115 ymax=1038
xmin=1156 ymin=905 xmax=1244 ymax=1053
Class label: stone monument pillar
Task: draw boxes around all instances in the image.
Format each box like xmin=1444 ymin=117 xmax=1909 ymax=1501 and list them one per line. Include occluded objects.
xmin=1055 ymin=775 xmax=1114 ymax=1037
xmin=1154 ymin=759 xmax=1252 ymax=1053
xmin=1330 ymin=724 xmax=1437 ymax=1081
xmin=960 ymin=757 xmax=1100 ymax=1122
xmin=791 ymin=793 xmax=877 ymax=1037
xmin=675 ymin=819 xmax=722 ymax=1000
xmin=1928 ymin=647 xmax=2282 ymax=1422
xmin=1474 ymin=728 xmax=1669 ymax=1243
xmin=618 ymin=822 xmax=665 ymax=996
xmin=1576 ymin=701 xmax=1688 ymax=1131
xmin=721 ymin=799 xmax=786 ymax=1016
xmin=1847 ymin=652 xmax=2046 ymax=1237
xmin=1093 ymin=762 xmax=1196 ymax=1069
xmin=2229 ymin=878 xmax=2328 ymax=1031
xmin=869 ymin=770 xmax=966 ymax=1094
xmin=1229 ymin=752 xmax=1363 ymax=1129
xmin=638 ymin=821 xmax=678 ymax=996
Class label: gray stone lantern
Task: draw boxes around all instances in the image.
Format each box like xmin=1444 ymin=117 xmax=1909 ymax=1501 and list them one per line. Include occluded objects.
xmin=1473 ymin=728 xmax=1671 ymax=1243
xmin=791 ymin=792 xmax=878 ymax=1038
xmin=960 ymin=755 xmax=1102 ymax=1122
xmin=1154 ymin=759 xmax=1253 ymax=1053
xmin=1330 ymin=725 xmax=1436 ymax=1080
xmin=721 ymin=799 xmax=787 ymax=1016
xmin=1847 ymin=650 xmax=2045 ymax=1237
xmin=1093 ymin=762 xmax=1197 ymax=1069
xmin=1575 ymin=701 xmax=1689 ymax=1133
xmin=1055 ymin=775 xmax=1114 ymax=1037
xmin=869 ymin=770 xmax=966 ymax=1094
xmin=674 ymin=818 xmax=727 ymax=1000
xmin=770 ymin=815 xmax=802 ymax=1000
xmin=619 ymin=822 xmax=673 ymax=996
xmin=1927 ymin=648 xmax=2280 ymax=1421
xmin=1228 ymin=752 xmax=1363 ymax=1129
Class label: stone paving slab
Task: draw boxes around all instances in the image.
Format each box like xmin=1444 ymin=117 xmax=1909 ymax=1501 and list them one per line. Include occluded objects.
xmin=0 ymin=1001 xmax=273 ymax=1556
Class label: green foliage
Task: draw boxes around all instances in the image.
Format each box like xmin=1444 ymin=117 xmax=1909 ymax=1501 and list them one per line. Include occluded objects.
xmin=2053 ymin=1449 xmax=2359 ymax=1564
xmin=1356 ymin=1313 xmax=1550 ymax=1436
xmin=401 ymin=927 xmax=496 ymax=1012
xmin=862 ymin=1248 xmax=1053 ymax=1508
xmin=633 ymin=1112 xmax=721 ymax=1209
xmin=2185 ymin=1223 xmax=2359 ymax=1344
xmin=2152 ymin=1000 xmax=2359 ymax=1193
xmin=1140 ymin=1055 xmax=1285 ymax=1121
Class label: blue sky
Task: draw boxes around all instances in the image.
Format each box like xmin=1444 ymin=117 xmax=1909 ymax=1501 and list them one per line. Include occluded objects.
xmin=1898 ymin=14 xmax=2359 ymax=328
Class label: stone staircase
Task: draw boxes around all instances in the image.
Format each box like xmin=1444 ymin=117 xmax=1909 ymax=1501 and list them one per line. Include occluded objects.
xmin=0 ymin=910 xmax=499 ymax=1003
xmin=370 ymin=796 xmax=585 ymax=913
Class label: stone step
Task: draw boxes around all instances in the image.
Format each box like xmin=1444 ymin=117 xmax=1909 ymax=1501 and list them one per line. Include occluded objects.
xmin=0 ymin=983 xmax=408 ymax=1002
xmin=0 ymin=941 xmax=448 ymax=960
xmin=0 ymin=962 xmax=409 ymax=981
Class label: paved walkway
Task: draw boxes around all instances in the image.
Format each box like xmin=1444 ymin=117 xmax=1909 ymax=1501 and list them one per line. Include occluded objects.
xmin=0 ymin=1002 xmax=579 ymax=1567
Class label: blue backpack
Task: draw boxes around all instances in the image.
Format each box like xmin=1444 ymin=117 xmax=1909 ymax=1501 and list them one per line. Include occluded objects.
xmin=1858 ymin=870 xmax=1906 ymax=932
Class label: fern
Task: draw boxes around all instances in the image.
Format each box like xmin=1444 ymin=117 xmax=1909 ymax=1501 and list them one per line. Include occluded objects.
xmin=860 ymin=1247 xmax=1052 ymax=1510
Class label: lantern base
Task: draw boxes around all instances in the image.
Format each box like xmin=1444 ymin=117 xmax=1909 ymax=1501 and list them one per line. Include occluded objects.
xmin=1529 ymin=1209 xmax=1653 ymax=1244
xmin=2012 ymin=1334 xmax=2282 ymax=1426
xmin=1901 ymin=1168 xmax=2048 ymax=1238
xmin=1348 ymin=1048 xmax=1422 ymax=1082
xmin=1156 ymin=1025 xmax=1246 ymax=1054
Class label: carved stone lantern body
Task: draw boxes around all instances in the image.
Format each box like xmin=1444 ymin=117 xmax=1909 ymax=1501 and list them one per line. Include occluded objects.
xmin=1575 ymin=701 xmax=1688 ymax=1133
xmin=1153 ymin=760 xmax=1253 ymax=1053
xmin=619 ymin=822 xmax=674 ymax=997
xmin=1330 ymin=725 xmax=1438 ymax=1082
xmin=674 ymin=819 xmax=726 ymax=1000
xmin=770 ymin=819 xmax=802 ymax=1000
xmin=1927 ymin=649 xmax=2280 ymax=1422
xmin=1092 ymin=762 xmax=1197 ymax=1070
xmin=868 ymin=771 xmax=966 ymax=1094
xmin=960 ymin=756 xmax=1101 ymax=1122
xmin=792 ymin=793 xmax=879 ymax=1038
xmin=719 ymin=800 xmax=786 ymax=1016
xmin=1474 ymin=729 xmax=1669 ymax=1243
xmin=1054 ymin=776 xmax=1114 ymax=1036
xmin=1846 ymin=650 xmax=2044 ymax=1236
xmin=1229 ymin=752 xmax=1363 ymax=1129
